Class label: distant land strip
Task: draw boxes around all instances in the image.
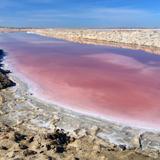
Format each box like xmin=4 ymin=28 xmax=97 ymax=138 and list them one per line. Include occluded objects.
xmin=1 ymin=28 xmax=160 ymax=55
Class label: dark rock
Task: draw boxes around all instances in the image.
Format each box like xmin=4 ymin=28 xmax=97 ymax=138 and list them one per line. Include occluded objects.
xmin=108 ymin=148 xmax=115 ymax=151
xmin=55 ymin=146 xmax=65 ymax=153
xmin=75 ymin=158 xmax=80 ymax=160
xmin=119 ymin=144 xmax=126 ymax=151
xmin=0 ymin=68 xmax=11 ymax=74
xmin=14 ymin=132 xmax=27 ymax=143
xmin=13 ymin=158 xmax=24 ymax=160
xmin=14 ymin=158 xmax=24 ymax=160
xmin=0 ymin=72 xmax=16 ymax=89
xmin=23 ymin=149 xmax=37 ymax=156
xmin=48 ymin=157 xmax=56 ymax=160
xmin=48 ymin=156 xmax=53 ymax=160
xmin=19 ymin=144 xmax=28 ymax=150
xmin=46 ymin=144 xmax=51 ymax=151
xmin=28 ymin=136 xmax=34 ymax=143
xmin=46 ymin=129 xmax=71 ymax=153
xmin=139 ymin=134 xmax=143 ymax=149
xmin=0 ymin=49 xmax=5 ymax=59
xmin=0 ymin=49 xmax=16 ymax=90
xmin=47 ymin=129 xmax=70 ymax=145
xmin=0 ymin=146 xmax=8 ymax=150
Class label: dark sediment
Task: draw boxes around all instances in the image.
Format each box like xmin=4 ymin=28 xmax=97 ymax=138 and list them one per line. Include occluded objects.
xmin=0 ymin=49 xmax=16 ymax=89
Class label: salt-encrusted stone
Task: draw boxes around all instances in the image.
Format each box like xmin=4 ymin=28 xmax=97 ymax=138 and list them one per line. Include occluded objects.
xmin=77 ymin=129 xmax=87 ymax=139
xmin=90 ymin=126 xmax=99 ymax=136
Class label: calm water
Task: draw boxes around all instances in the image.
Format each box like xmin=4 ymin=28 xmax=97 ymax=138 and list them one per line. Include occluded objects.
xmin=1 ymin=32 xmax=160 ymax=129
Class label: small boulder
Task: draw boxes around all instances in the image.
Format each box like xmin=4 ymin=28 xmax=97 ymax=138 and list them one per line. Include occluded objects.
xmin=118 ymin=144 xmax=126 ymax=151
xmin=19 ymin=144 xmax=28 ymax=150
xmin=23 ymin=149 xmax=37 ymax=156
xmin=14 ymin=132 xmax=27 ymax=143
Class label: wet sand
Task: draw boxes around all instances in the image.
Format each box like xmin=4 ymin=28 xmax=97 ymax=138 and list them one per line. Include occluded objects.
xmin=1 ymin=32 xmax=160 ymax=129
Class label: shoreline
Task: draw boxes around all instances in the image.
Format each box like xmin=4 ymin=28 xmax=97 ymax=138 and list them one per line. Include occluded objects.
xmin=32 ymin=33 xmax=160 ymax=56
xmin=1 ymin=28 xmax=160 ymax=55
xmin=4 ymin=56 xmax=142 ymax=133
xmin=4 ymin=47 xmax=160 ymax=132
xmin=26 ymin=29 xmax=160 ymax=56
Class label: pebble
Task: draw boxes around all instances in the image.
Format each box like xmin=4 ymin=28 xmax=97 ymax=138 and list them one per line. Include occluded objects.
xmin=23 ymin=149 xmax=37 ymax=156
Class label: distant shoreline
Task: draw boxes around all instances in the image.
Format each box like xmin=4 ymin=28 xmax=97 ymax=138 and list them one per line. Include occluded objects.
xmin=1 ymin=28 xmax=160 ymax=55
xmin=27 ymin=29 xmax=160 ymax=56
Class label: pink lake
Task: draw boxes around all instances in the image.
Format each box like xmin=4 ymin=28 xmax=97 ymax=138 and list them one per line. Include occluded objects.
xmin=1 ymin=32 xmax=160 ymax=129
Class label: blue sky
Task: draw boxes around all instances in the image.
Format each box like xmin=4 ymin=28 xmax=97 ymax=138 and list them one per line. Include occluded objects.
xmin=0 ymin=0 xmax=160 ymax=28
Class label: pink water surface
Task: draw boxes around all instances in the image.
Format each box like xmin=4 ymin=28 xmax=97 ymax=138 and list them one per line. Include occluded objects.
xmin=1 ymin=32 xmax=160 ymax=129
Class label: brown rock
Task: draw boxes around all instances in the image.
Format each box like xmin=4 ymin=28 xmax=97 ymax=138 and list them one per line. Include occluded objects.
xmin=19 ymin=144 xmax=28 ymax=150
xmin=14 ymin=132 xmax=27 ymax=143
xmin=23 ymin=149 xmax=37 ymax=156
